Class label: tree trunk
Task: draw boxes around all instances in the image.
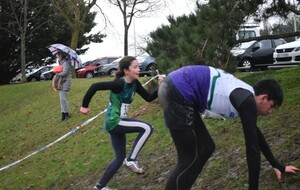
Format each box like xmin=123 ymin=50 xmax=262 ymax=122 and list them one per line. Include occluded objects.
xmin=124 ymin=24 xmax=129 ymax=56
xmin=70 ymin=29 xmax=79 ymax=50
xmin=70 ymin=29 xmax=80 ymax=78
xmin=20 ymin=32 xmax=26 ymax=83
xmin=21 ymin=0 xmax=28 ymax=83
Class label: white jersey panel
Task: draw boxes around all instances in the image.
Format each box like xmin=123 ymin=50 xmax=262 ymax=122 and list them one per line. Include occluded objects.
xmin=207 ymin=67 xmax=254 ymax=118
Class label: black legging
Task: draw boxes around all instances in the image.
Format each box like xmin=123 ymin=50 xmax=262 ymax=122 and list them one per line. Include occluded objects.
xmin=166 ymin=117 xmax=215 ymax=190
xmin=98 ymin=118 xmax=153 ymax=188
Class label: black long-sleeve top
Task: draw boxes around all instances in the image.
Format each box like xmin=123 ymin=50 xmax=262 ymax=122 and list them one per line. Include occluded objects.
xmin=82 ymin=78 xmax=157 ymax=108
xmin=230 ymin=88 xmax=285 ymax=190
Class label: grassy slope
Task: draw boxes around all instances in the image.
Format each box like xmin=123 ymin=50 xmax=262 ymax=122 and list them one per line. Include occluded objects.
xmin=0 ymin=68 xmax=299 ymax=190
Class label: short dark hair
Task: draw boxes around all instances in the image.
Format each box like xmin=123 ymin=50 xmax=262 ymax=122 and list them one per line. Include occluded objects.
xmin=115 ymin=56 xmax=137 ymax=79
xmin=253 ymin=78 xmax=284 ymax=107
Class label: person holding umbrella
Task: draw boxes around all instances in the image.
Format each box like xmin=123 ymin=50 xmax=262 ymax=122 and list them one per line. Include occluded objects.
xmin=48 ymin=43 xmax=81 ymax=121
xmin=54 ymin=51 xmax=72 ymax=121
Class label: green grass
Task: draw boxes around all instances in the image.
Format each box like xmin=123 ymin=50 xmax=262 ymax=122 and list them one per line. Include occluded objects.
xmin=0 ymin=68 xmax=300 ymax=190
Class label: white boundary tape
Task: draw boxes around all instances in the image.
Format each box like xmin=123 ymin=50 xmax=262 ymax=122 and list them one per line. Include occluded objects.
xmin=0 ymin=74 xmax=162 ymax=172
xmin=0 ymin=109 xmax=107 ymax=172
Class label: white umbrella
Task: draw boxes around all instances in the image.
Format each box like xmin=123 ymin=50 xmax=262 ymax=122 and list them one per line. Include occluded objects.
xmin=48 ymin=43 xmax=82 ymax=68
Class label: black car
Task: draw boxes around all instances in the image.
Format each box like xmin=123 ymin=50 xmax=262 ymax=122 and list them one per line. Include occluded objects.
xmin=26 ymin=66 xmax=53 ymax=82
xmin=231 ymin=39 xmax=286 ymax=71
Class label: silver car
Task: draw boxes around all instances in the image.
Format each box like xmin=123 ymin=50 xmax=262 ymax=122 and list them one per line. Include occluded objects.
xmin=97 ymin=57 xmax=122 ymax=75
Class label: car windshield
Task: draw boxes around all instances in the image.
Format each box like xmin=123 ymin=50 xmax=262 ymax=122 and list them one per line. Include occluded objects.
xmin=110 ymin=57 xmax=122 ymax=64
xmin=83 ymin=61 xmax=92 ymax=66
xmin=238 ymin=41 xmax=256 ymax=49
xmin=136 ymin=56 xmax=147 ymax=63
xmin=30 ymin=67 xmax=43 ymax=73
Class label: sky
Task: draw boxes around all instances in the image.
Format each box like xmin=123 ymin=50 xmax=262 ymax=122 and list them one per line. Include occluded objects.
xmin=79 ymin=0 xmax=201 ymax=63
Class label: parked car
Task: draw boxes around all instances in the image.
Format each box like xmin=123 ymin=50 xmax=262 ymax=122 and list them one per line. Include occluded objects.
xmin=272 ymin=38 xmax=300 ymax=68
xmin=93 ymin=56 xmax=121 ymax=76
xmin=10 ymin=73 xmax=22 ymax=83
xmin=232 ymin=38 xmax=286 ymax=71
xmin=97 ymin=57 xmax=123 ymax=76
xmin=26 ymin=66 xmax=53 ymax=82
xmin=136 ymin=55 xmax=156 ymax=75
xmin=76 ymin=56 xmax=120 ymax=78
xmin=11 ymin=70 xmax=30 ymax=83
xmin=76 ymin=61 xmax=98 ymax=78
xmin=40 ymin=69 xmax=55 ymax=80
xmin=10 ymin=67 xmax=36 ymax=83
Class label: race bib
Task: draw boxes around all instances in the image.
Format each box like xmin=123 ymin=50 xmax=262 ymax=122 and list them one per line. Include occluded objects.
xmin=120 ymin=103 xmax=130 ymax=118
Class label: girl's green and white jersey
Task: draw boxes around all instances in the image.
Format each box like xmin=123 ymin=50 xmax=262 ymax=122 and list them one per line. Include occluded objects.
xmin=104 ymin=77 xmax=137 ymax=131
xmin=82 ymin=76 xmax=157 ymax=131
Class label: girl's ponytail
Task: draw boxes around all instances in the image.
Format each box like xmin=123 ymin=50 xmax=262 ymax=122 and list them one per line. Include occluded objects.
xmin=115 ymin=70 xmax=123 ymax=79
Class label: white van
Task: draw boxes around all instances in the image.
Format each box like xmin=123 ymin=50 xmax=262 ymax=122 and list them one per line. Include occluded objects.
xmin=236 ymin=24 xmax=260 ymax=40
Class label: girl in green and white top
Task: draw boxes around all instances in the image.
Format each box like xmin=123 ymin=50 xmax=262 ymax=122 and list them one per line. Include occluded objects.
xmin=80 ymin=56 xmax=158 ymax=190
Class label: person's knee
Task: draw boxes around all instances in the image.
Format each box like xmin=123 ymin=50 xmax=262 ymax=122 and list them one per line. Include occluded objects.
xmin=142 ymin=123 xmax=154 ymax=136
xmin=177 ymin=149 xmax=199 ymax=166
xmin=197 ymin=141 xmax=215 ymax=160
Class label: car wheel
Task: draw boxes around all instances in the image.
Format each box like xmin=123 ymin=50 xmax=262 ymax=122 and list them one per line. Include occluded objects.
xmin=240 ymin=59 xmax=252 ymax=72
xmin=85 ymin=72 xmax=94 ymax=78
xmin=146 ymin=64 xmax=153 ymax=72
xmin=108 ymin=69 xmax=117 ymax=76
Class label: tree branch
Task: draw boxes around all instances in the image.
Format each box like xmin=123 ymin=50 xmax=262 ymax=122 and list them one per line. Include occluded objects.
xmin=8 ymin=0 xmax=21 ymax=30
xmin=0 ymin=27 xmax=18 ymax=37
xmin=27 ymin=0 xmax=48 ymax=22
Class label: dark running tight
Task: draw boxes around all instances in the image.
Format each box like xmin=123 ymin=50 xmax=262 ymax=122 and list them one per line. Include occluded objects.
xmin=165 ymin=119 xmax=215 ymax=190
xmin=98 ymin=118 xmax=153 ymax=188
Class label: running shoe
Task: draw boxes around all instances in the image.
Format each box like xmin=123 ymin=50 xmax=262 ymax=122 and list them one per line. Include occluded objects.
xmin=123 ymin=158 xmax=145 ymax=174
xmin=93 ymin=183 xmax=113 ymax=190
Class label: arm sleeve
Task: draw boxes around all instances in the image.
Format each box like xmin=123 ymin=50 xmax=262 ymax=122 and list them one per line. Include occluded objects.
xmin=82 ymin=79 xmax=124 ymax=108
xmin=136 ymin=80 xmax=158 ymax=102
xmin=55 ymin=60 xmax=71 ymax=77
xmin=230 ymin=89 xmax=285 ymax=173
xmin=236 ymin=95 xmax=261 ymax=190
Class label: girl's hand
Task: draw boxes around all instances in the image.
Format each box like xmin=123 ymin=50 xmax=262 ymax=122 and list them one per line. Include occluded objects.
xmin=158 ymin=75 xmax=165 ymax=85
xmin=274 ymin=166 xmax=299 ymax=182
xmin=80 ymin=107 xmax=91 ymax=115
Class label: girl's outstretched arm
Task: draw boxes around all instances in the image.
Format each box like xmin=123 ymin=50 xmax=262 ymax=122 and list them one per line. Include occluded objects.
xmin=82 ymin=80 xmax=123 ymax=108
xmin=136 ymin=80 xmax=158 ymax=102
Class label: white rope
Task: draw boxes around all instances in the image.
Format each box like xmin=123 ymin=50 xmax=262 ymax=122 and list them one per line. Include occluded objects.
xmin=0 ymin=74 xmax=163 ymax=172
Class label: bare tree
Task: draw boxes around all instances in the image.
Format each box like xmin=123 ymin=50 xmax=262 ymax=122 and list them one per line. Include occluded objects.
xmin=0 ymin=0 xmax=47 ymax=82
xmin=107 ymin=0 xmax=166 ymax=55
